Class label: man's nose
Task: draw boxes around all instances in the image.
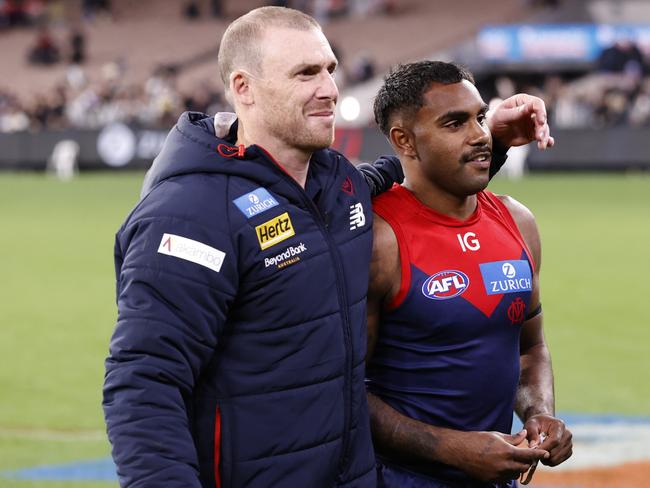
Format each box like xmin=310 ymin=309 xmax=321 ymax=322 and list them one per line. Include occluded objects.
xmin=469 ymin=119 xmax=491 ymax=146
xmin=317 ymin=70 xmax=339 ymax=102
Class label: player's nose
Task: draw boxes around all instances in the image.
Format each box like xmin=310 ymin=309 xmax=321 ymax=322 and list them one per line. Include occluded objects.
xmin=316 ymin=70 xmax=338 ymax=103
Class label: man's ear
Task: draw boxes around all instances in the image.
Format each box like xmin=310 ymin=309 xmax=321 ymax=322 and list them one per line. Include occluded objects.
xmin=389 ymin=125 xmax=418 ymax=159
xmin=230 ymin=70 xmax=254 ymax=106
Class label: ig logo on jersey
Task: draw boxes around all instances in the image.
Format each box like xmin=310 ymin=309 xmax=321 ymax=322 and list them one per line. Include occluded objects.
xmin=422 ymin=270 xmax=470 ymax=300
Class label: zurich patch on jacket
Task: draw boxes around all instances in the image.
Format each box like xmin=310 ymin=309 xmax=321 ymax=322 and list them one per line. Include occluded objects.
xmin=103 ymin=112 xmax=377 ymax=488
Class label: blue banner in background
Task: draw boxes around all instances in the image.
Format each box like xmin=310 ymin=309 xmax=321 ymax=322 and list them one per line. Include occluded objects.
xmin=477 ymin=24 xmax=650 ymax=63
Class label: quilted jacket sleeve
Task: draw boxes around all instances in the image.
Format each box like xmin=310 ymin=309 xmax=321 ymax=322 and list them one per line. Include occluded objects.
xmin=103 ymin=178 xmax=238 ymax=487
xmin=357 ymin=155 xmax=404 ymax=197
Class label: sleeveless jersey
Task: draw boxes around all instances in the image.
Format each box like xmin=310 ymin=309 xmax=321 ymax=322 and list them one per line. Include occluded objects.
xmin=366 ymin=185 xmax=534 ymax=485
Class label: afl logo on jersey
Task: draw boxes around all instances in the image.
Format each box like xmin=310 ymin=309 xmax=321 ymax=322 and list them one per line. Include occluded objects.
xmin=421 ymin=270 xmax=470 ymax=300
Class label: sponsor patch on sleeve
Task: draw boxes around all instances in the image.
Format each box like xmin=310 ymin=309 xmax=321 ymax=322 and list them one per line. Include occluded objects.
xmin=158 ymin=233 xmax=226 ymax=273
xmin=479 ymin=260 xmax=532 ymax=295
xmin=255 ymin=212 xmax=295 ymax=250
xmin=233 ymin=188 xmax=279 ymax=218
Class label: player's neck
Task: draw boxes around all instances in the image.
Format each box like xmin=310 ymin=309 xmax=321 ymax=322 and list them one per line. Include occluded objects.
xmin=403 ymin=178 xmax=477 ymax=221
xmin=237 ymin=124 xmax=311 ymax=188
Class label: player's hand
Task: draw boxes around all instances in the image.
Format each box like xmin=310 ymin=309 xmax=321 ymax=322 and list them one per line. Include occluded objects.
xmin=449 ymin=429 xmax=549 ymax=483
xmin=487 ymin=94 xmax=555 ymax=150
xmin=524 ymin=414 xmax=573 ymax=466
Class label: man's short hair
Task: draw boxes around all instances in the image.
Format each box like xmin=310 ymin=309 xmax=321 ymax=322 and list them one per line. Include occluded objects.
xmin=373 ymin=61 xmax=475 ymax=135
xmin=217 ymin=6 xmax=320 ymax=91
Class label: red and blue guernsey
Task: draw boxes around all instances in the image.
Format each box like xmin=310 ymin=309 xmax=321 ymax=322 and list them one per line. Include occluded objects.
xmin=367 ymin=185 xmax=535 ymax=486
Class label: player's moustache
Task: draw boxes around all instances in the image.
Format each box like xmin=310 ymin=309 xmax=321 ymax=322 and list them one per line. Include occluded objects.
xmin=461 ymin=145 xmax=492 ymax=163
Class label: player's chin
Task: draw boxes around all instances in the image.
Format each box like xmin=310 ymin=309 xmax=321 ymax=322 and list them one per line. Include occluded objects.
xmin=465 ymin=171 xmax=490 ymax=192
xmin=298 ymin=131 xmax=334 ymax=151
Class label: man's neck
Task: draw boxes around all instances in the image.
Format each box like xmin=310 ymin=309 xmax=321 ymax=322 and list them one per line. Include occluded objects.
xmin=237 ymin=124 xmax=311 ymax=188
xmin=403 ymin=178 xmax=478 ymax=221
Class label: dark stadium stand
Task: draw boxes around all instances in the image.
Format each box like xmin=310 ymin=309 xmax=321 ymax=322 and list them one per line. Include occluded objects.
xmin=2 ymin=0 xmax=650 ymax=170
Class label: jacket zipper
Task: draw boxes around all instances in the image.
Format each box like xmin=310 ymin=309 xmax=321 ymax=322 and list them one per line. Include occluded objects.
xmin=256 ymin=147 xmax=354 ymax=481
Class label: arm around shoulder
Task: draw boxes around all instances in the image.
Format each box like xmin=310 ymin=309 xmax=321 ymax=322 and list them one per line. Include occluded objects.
xmin=357 ymin=155 xmax=404 ymax=197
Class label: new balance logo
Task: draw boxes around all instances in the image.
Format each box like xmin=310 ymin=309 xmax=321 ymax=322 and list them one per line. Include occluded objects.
xmin=349 ymin=202 xmax=365 ymax=230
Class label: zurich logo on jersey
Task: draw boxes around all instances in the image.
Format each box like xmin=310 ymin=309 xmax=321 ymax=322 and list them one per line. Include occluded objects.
xmin=479 ymin=260 xmax=532 ymax=295
xmin=421 ymin=270 xmax=470 ymax=300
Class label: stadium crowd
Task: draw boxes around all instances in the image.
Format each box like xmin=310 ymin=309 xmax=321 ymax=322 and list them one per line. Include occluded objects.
xmin=0 ymin=63 xmax=229 ymax=132
xmin=484 ymin=71 xmax=650 ymax=130
xmin=3 ymin=0 xmax=650 ymax=133
xmin=5 ymin=63 xmax=650 ymax=133
xmin=482 ymin=37 xmax=650 ymax=129
xmin=0 ymin=0 xmax=391 ymax=132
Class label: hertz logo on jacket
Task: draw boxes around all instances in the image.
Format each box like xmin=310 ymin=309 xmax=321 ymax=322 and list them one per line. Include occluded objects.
xmin=256 ymin=212 xmax=295 ymax=250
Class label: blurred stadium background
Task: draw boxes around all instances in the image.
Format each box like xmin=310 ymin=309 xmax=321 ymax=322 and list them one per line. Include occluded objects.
xmin=1 ymin=0 xmax=649 ymax=487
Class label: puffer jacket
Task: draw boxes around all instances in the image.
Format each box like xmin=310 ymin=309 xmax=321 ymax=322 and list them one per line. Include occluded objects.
xmin=103 ymin=112 xmax=381 ymax=487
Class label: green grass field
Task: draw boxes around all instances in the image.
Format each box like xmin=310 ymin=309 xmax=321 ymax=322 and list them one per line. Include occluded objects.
xmin=0 ymin=172 xmax=649 ymax=487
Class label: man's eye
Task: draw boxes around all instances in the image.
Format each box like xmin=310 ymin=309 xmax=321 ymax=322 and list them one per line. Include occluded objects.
xmin=478 ymin=114 xmax=487 ymax=125
xmin=446 ymin=120 xmax=462 ymax=129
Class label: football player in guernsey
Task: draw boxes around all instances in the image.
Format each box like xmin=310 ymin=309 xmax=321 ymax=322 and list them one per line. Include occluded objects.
xmin=365 ymin=61 xmax=573 ymax=488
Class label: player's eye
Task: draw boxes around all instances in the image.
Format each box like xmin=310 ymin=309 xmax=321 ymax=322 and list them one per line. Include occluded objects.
xmin=298 ymin=67 xmax=319 ymax=77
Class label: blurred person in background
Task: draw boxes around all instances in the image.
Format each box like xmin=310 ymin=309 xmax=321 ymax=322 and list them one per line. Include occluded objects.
xmin=68 ymin=25 xmax=86 ymax=64
xmin=366 ymin=61 xmax=572 ymax=488
xmin=103 ymin=6 xmax=555 ymax=488
xmin=82 ymin=0 xmax=111 ymax=20
xmin=28 ymin=24 xmax=60 ymax=65
xmin=597 ymin=38 xmax=646 ymax=75
xmin=0 ymin=89 xmax=29 ymax=132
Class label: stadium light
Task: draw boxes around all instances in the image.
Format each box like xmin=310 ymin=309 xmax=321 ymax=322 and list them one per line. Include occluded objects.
xmin=340 ymin=96 xmax=361 ymax=122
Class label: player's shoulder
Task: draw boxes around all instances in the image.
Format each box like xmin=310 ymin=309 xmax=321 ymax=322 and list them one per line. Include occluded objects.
xmin=369 ymin=212 xmax=401 ymax=300
xmin=493 ymin=193 xmax=536 ymax=230
xmin=371 ymin=213 xmax=400 ymax=275
xmin=491 ymin=192 xmax=541 ymax=262
xmin=372 ymin=213 xmax=398 ymax=252
xmin=130 ymin=172 xmax=232 ymax=231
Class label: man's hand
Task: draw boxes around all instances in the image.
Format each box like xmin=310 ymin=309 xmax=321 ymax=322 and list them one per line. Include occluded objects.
xmin=523 ymin=414 xmax=573 ymax=466
xmin=487 ymin=94 xmax=555 ymax=150
xmin=447 ymin=429 xmax=549 ymax=483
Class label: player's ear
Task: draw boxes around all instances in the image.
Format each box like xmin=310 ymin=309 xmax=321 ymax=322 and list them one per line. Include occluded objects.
xmin=389 ymin=126 xmax=417 ymax=159
xmin=230 ymin=70 xmax=254 ymax=106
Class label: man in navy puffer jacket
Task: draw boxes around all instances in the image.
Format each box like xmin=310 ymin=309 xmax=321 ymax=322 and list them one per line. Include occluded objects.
xmin=103 ymin=6 xmax=555 ymax=488
xmin=104 ymin=8 xmax=389 ymax=487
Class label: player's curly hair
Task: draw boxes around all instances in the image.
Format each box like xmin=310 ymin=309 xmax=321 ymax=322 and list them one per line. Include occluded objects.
xmin=373 ymin=61 xmax=475 ymax=136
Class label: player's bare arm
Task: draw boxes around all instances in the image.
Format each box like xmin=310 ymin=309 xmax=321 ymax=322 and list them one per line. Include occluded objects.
xmin=498 ymin=195 xmax=573 ymax=467
xmin=366 ymin=214 xmax=549 ymax=483
xmin=367 ymin=214 xmax=401 ymax=361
